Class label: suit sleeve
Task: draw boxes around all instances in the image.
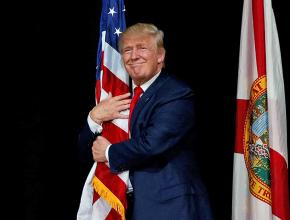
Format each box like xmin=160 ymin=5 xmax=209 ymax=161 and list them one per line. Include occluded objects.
xmin=108 ymin=91 xmax=195 ymax=173
xmin=78 ymin=122 xmax=96 ymax=166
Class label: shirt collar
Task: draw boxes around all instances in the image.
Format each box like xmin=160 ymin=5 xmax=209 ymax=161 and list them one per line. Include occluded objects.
xmin=132 ymin=71 xmax=161 ymax=94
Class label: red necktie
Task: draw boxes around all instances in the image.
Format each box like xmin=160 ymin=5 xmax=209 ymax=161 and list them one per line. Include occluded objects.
xmin=128 ymin=86 xmax=143 ymax=129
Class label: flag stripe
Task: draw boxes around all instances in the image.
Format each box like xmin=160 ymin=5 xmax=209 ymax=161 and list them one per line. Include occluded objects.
xmin=95 ymin=164 xmax=127 ymax=200
xmin=112 ymin=115 xmax=129 ymax=134
xmin=102 ymin=65 xmax=130 ymax=96
xmin=234 ymin=99 xmax=249 ymax=154
xmin=103 ymin=42 xmax=129 ymax=85
xmin=92 ymin=198 xmax=112 ymax=219
xmin=106 ymin=208 xmax=121 ymax=220
xmin=102 ymin=122 xmax=128 ymax=144
xmin=270 ymin=149 xmax=290 ymax=219
xmin=252 ymin=0 xmax=266 ymax=76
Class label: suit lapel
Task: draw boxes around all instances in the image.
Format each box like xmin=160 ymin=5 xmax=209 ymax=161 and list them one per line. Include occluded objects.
xmin=129 ymin=72 xmax=169 ymax=132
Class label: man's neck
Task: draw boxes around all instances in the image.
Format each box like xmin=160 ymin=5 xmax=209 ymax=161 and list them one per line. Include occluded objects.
xmin=132 ymin=71 xmax=161 ymax=93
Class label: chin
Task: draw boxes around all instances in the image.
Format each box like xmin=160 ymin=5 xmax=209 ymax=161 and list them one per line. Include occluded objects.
xmin=130 ymin=71 xmax=143 ymax=78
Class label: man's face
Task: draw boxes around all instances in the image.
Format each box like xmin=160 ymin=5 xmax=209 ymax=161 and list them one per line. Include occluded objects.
xmin=121 ymin=34 xmax=165 ymax=85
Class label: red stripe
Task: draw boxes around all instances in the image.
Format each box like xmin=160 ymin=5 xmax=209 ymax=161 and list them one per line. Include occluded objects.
xmin=270 ymin=149 xmax=290 ymax=220
xmin=96 ymin=80 xmax=101 ymax=103
xmin=95 ymin=163 xmax=128 ymax=206
xmin=93 ymin=191 xmax=100 ymax=203
xmin=102 ymin=122 xmax=128 ymax=144
xmin=252 ymin=0 xmax=266 ymax=77
xmin=96 ymin=51 xmax=105 ymax=103
xmin=102 ymin=65 xmax=129 ymax=96
xmin=234 ymin=99 xmax=249 ymax=154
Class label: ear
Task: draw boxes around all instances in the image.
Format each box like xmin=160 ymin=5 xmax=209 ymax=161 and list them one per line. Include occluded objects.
xmin=157 ymin=48 xmax=166 ymax=64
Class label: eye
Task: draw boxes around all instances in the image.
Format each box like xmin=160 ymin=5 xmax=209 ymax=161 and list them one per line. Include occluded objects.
xmin=123 ymin=48 xmax=132 ymax=54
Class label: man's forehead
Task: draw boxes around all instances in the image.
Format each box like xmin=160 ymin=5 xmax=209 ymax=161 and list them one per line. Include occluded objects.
xmin=123 ymin=33 xmax=153 ymax=41
xmin=122 ymin=34 xmax=154 ymax=45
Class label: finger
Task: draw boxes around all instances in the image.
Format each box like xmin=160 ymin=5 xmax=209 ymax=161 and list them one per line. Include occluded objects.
xmin=117 ymin=99 xmax=131 ymax=106
xmin=97 ymin=136 xmax=106 ymax=141
xmin=117 ymin=104 xmax=130 ymax=111
xmin=113 ymin=100 xmax=131 ymax=109
xmin=114 ymin=92 xmax=131 ymax=101
xmin=116 ymin=113 xmax=129 ymax=119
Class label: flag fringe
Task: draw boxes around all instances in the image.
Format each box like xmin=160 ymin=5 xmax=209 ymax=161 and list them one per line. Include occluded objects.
xmin=92 ymin=176 xmax=126 ymax=220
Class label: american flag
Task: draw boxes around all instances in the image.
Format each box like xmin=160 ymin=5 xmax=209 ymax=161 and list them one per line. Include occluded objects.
xmin=77 ymin=0 xmax=130 ymax=219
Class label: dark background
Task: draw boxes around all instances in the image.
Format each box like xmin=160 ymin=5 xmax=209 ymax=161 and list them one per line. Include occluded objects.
xmin=21 ymin=0 xmax=289 ymax=219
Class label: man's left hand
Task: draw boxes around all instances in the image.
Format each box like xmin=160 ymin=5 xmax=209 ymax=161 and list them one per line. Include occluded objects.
xmin=92 ymin=136 xmax=111 ymax=162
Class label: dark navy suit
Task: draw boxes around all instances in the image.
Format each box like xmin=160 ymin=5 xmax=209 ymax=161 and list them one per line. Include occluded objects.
xmin=79 ymin=72 xmax=213 ymax=220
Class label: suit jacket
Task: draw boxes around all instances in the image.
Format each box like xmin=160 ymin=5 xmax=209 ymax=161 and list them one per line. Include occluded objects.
xmin=79 ymin=72 xmax=213 ymax=220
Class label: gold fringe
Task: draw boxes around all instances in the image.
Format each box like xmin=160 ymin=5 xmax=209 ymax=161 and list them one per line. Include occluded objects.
xmin=92 ymin=176 xmax=126 ymax=220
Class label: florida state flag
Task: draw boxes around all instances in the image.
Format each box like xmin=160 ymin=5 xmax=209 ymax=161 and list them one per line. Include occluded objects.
xmin=232 ymin=0 xmax=289 ymax=219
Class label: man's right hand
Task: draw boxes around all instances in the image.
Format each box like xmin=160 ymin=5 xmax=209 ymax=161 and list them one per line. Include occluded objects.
xmin=89 ymin=92 xmax=131 ymax=124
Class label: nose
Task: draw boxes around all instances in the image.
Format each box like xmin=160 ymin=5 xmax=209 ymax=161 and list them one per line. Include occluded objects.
xmin=131 ymin=48 xmax=139 ymax=59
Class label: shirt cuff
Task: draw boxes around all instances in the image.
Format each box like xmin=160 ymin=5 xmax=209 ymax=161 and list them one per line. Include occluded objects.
xmin=87 ymin=113 xmax=103 ymax=134
xmin=105 ymin=144 xmax=112 ymax=165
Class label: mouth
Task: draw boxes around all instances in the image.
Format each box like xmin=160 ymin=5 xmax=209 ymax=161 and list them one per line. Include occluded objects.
xmin=128 ymin=62 xmax=144 ymax=67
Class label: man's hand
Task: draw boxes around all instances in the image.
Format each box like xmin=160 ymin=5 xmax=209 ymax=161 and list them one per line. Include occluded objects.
xmin=90 ymin=92 xmax=131 ymax=124
xmin=92 ymin=136 xmax=111 ymax=162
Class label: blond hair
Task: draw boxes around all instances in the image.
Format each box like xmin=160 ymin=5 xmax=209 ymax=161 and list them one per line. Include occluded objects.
xmin=118 ymin=23 xmax=165 ymax=52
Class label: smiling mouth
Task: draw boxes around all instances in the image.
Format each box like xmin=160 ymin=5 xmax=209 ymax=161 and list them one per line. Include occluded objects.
xmin=129 ymin=62 xmax=144 ymax=67
xmin=131 ymin=63 xmax=141 ymax=66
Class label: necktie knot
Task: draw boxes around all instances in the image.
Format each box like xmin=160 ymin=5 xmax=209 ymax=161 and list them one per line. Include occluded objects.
xmin=134 ymin=86 xmax=143 ymax=97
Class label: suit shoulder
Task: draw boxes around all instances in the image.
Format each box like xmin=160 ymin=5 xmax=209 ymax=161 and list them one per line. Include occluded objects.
xmin=159 ymin=73 xmax=194 ymax=97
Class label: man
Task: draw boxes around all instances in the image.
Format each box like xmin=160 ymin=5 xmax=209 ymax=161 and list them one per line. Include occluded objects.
xmin=79 ymin=23 xmax=213 ymax=220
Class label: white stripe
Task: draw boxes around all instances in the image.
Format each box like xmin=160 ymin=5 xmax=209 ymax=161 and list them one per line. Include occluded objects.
xmin=112 ymin=109 xmax=129 ymax=133
xmin=273 ymin=215 xmax=281 ymax=220
xmin=91 ymin=197 xmax=111 ymax=220
xmin=77 ymin=163 xmax=97 ymax=220
xmin=103 ymin=42 xmax=129 ymax=85
xmin=101 ymin=31 xmax=106 ymax=51
xmin=236 ymin=0 xmax=258 ymax=100
xmin=264 ymin=0 xmax=288 ymax=164
xmin=103 ymin=162 xmax=129 ymax=185
xmin=232 ymin=153 xmax=273 ymax=220
xmin=116 ymin=169 xmax=130 ymax=185
xmin=100 ymin=87 xmax=108 ymax=102
xmin=101 ymin=31 xmax=128 ymax=87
